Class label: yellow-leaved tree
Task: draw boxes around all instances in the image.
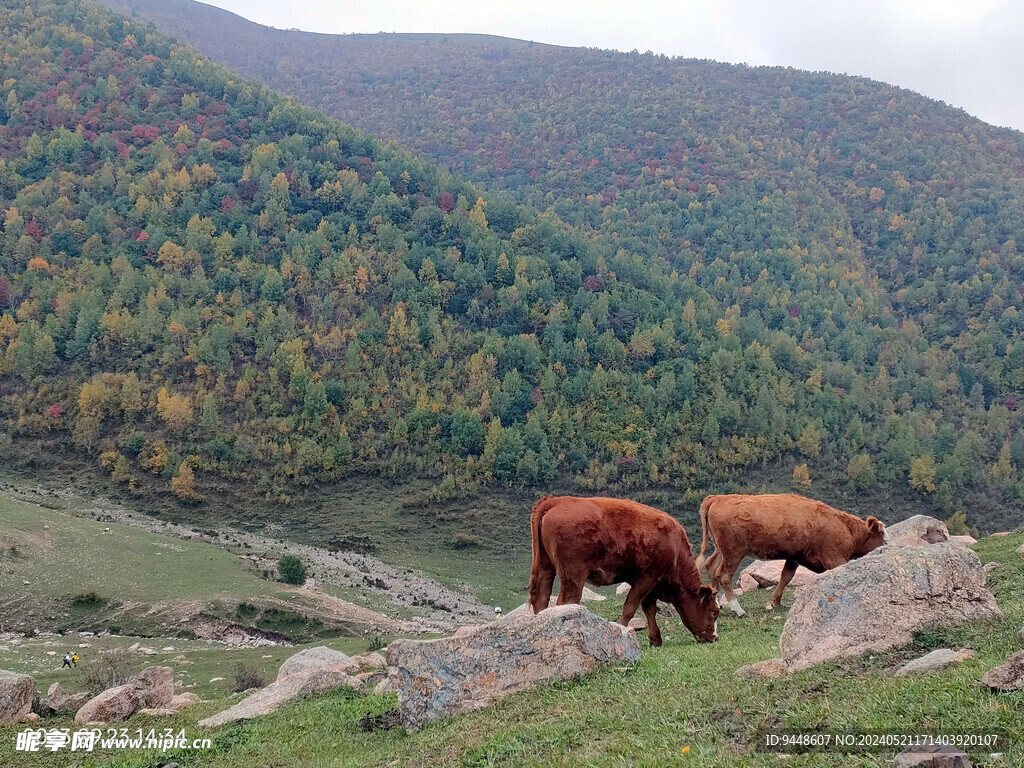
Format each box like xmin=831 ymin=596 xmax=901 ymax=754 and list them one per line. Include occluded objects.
xmin=792 ymin=463 xmax=812 ymax=492
xmin=171 ymin=460 xmax=201 ymax=500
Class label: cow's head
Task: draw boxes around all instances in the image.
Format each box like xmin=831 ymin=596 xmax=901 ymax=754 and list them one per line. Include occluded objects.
xmin=857 ymin=516 xmax=886 ymax=556
xmin=674 ymin=584 xmax=720 ymax=643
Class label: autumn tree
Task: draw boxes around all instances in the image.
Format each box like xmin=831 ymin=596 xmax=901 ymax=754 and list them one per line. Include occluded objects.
xmin=909 ymin=454 xmax=937 ymax=493
xmin=792 ymin=464 xmax=811 ymax=492
xmin=171 ymin=460 xmax=201 ymax=500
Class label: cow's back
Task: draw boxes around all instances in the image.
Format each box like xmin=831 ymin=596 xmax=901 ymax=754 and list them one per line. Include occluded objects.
xmin=538 ymin=496 xmax=685 ymax=581
xmin=704 ymin=494 xmax=857 ymax=565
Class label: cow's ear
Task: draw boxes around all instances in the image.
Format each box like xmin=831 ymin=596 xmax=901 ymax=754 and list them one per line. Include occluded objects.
xmin=867 ymin=516 xmax=882 ymax=532
xmin=698 ymin=585 xmax=715 ymax=603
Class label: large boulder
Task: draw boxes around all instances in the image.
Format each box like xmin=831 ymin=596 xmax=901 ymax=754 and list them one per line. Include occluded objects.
xmin=949 ymin=535 xmax=976 ymax=547
xmin=0 ymin=670 xmax=34 ymax=722
xmin=74 ymin=665 xmax=175 ymax=724
xmin=75 ymin=683 xmax=142 ymax=724
xmin=199 ymin=646 xmax=362 ymax=728
xmin=981 ymin=650 xmax=1024 ymax=691
xmin=351 ymin=651 xmax=387 ymax=671
xmin=893 ymin=649 xmax=974 ymax=677
xmin=885 ymin=516 xmax=949 ymax=547
xmin=43 ymin=682 xmax=90 ymax=714
xmin=387 ymin=604 xmax=640 ymax=732
xmin=737 ymin=560 xmax=819 ymax=592
xmin=780 ymin=544 xmax=1001 ymax=672
xmin=133 ymin=666 xmax=173 ymax=708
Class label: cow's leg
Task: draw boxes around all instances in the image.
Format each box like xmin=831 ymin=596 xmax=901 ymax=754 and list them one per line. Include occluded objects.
xmin=766 ymin=559 xmax=798 ymax=611
xmin=641 ymin=594 xmax=662 ymax=647
xmin=555 ymin=569 xmax=586 ymax=605
xmin=705 ymin=551 xmax=727 ymax=605
xmin=620 ymin=574 xmax=658 ymax=626
xmin=529 ymin=565 xmax=556 ymax=614
xmin=713 ymin=554 xmax=746 ymax=617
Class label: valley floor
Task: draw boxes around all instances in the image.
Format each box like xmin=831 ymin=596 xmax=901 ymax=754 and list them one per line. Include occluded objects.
xmin=3 ymin=533 xmax=1023 ymax=767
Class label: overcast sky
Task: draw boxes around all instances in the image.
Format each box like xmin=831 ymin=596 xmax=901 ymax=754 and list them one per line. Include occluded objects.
xmin=204 ymin=0 xmax=1024 ymax=132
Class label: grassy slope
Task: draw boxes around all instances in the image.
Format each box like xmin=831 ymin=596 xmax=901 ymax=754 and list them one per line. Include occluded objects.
xmin=0 ymin=495 xmax=279 ymax=605
xmin=4 ymin=534 xmax=1022 ymax=767
xmin=0 ymin=494 xmax=418 ymax=640
xmin=2 ymin=465 xmax=541 ymax=609
xmin=0 ymin=633 xmax=368 ymax=704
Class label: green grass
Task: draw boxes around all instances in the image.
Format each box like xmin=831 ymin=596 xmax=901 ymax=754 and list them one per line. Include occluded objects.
xmin=4 ymin=534 xmax=1023 ymax=767
xmin=0 ymin=633 xmax=372 ymax=703
xmin=0 ymin=496 xmax=289 ymax=606
xmin=1 ymin=466 xmax=537 ymax=610
xmin=0 ymin=494 xmax=409 ymax=643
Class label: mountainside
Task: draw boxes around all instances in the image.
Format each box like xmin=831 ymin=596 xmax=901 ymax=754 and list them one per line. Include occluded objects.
xmin=3 ymin=0 xmax=1024 ymax=532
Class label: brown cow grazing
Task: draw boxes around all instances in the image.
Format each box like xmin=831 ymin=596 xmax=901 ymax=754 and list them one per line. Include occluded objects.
xmin=527 ymin=495 xmax=720 ymax=644
xmin=695 ymin=493 xmax=886 ymax=617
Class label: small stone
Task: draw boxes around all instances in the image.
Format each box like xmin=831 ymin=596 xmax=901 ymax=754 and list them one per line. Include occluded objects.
xmin=981 ymin=650 xmax=1024 ymax=691
xmin=893 ymin=742 xmax=971 ymax=767
xmin=738 ymin=560 xmax=818 ymax=591
xmin=170 ymin=692 xmax=200 ymax=710
xmin=581 ymin=586 xmax=606 ymax=602
xmin=894 ymin=649 xmax=974 ymax=677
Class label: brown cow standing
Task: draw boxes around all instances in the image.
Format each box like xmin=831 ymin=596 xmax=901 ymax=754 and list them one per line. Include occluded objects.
xmin=527 ymin=495 xmax=720 ymax=644
xmin=695 ymin=493 xmax=886 ymax=617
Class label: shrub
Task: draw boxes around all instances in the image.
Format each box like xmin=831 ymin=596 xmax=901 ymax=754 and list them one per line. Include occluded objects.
xmin=945 ymin=510 xmax=969 ymax=536
xmin=231 ymin=662 xmax=266 ymax=693
xmin=277 ymin=555 xmax=307 ymax=585
xmin=82 ymin=648 xmax=132 ymax=693
xmin=205 ymin=437 xmax=232 ymax=461
xmin=451 ymin=533 xmax=483 ymax=549
xmin=120 ymin=431 xmax=146 ymax=458
xmin=72 ymin=591 xmax=105 ymax=606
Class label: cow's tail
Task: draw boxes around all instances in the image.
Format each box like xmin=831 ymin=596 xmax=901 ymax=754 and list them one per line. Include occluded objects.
xmin=527 ymin=495 xmax=558 ymax=613
xmin=694 ymin=496 xmax=714 ymax=574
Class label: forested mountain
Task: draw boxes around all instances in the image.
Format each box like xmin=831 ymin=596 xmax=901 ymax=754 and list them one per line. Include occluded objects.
xmin=3 ymin=0 xmax=1024 ymax=530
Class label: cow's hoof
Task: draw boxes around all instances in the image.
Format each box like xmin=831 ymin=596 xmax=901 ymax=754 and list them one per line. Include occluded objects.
xmin=649 ymin=638 xmax=663 ymax=647
xmin=728 ymin=599 xmax=746 ymax=617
